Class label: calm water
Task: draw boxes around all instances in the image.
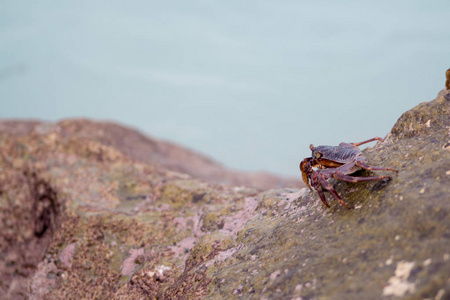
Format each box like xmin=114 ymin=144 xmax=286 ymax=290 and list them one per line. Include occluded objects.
xmin=1 ymin=1 xmax=449 ymax=176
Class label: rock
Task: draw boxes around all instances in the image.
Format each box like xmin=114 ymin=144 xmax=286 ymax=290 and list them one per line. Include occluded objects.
xmin=0 ymin=89 xmax=449 ymax=299
xmin=0 ymin=119 xmax=299 ymax=190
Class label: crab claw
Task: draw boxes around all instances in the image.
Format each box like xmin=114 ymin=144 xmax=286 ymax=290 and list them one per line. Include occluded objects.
xmin=300 ymin=158 xmax=313 ymax=190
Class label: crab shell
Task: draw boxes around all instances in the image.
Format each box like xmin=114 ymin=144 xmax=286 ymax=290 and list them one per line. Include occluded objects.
xmin=309 ymin=143 xmax=366 ymax=172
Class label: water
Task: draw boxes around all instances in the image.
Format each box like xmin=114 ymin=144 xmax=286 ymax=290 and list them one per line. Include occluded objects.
xmin=1 ymin=0 xmax=449 ymax=176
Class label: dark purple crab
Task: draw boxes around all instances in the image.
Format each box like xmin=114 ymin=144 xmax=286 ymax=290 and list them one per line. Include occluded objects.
xmin=300 ymin=137 xmax=398 ymax=209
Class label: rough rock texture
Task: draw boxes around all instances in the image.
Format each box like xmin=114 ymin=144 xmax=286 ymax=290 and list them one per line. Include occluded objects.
xmin=0 ymin=119 xmax=298 ymax=190
xmin=0 ymin=90 xmax=449 ymax=299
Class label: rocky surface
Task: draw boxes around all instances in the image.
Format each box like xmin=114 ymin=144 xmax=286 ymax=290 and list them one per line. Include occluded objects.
xmin=0 ymin=89 xmax=449 ymax=299
xmin=0 ymin=119 xmax=298 ymax=190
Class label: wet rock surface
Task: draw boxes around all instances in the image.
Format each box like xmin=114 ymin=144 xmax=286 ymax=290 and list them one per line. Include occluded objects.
xmin=0 ymin=90 xmax=449 ymax=299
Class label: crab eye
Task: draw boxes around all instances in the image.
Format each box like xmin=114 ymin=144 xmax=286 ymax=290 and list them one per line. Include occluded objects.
xmin=313 ymin=151 xmax=322 ymax=159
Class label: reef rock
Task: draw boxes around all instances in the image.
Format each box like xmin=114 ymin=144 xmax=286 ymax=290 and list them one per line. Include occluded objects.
xmin=0 ymin=90 xmax=449 ymax=299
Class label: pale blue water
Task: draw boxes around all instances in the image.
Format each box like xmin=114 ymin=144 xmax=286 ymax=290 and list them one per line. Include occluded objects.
xmin=1 ymin=1 xmax=449 ymax=176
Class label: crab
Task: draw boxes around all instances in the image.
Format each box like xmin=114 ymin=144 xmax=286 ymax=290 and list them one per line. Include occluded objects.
xmin=300 ymin=137 xmax=398 ymax=209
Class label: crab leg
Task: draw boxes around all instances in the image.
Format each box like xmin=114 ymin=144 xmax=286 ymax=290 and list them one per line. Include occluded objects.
xmin=310 ymin=173 xmax=330 ymax=207
xmin=315 ymin=187 xmax=330 ymax=208
xmin=351 ymin=137 xmax=384 ymax=147
xmin=332 ymin=172 xmax=392 ymax=183
xmin=315 ymin=172 xmax=351 ymax=209
xmin=355 ymin=160 xmax=398 ymax=172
